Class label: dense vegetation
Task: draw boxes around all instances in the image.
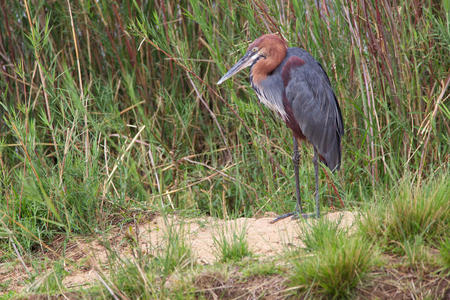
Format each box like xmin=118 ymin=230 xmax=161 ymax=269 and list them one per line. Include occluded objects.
xmin=0 ymin=0 xmax=448 ymax=298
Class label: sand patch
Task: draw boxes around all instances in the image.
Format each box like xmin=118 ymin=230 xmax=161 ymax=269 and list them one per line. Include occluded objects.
xmin=1 ymin=211 xmax=356 ymax=292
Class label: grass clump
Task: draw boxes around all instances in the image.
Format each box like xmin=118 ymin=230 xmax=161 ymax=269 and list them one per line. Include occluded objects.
xmin=213 ymin=222 xmax=252 ymax=263
xmin=155 ymin=220 xmax=194 ymax=277
xmin=400 ymin=236 xmax=439 ymax=270
xmin=359 ymin=174 xmax=449 ymax=254
xmin=300 ymin=217 xmax=345 ymax=252
xmin=108 ymin=220 xmax=194 ymax=299
xmin=109 ymin=259 xmax=158 ymax=299
xmin=439 ymin=237 xmax=450 ymax=271
xmin=291 ymin=219 xmax=376 ymax=299
xmin=30 ymin=261 xmax=68 ymax=295
xmin=242 ymin=260 xmax=283 ymax=278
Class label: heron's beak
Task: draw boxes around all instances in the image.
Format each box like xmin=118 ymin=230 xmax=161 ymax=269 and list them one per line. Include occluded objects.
xmin=217 ymin=51 xmax=260 ymax=85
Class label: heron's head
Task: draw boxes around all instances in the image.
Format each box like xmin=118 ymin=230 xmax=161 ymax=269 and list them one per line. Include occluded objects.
xmin=217 ymin=34 xmax=287 ymax=85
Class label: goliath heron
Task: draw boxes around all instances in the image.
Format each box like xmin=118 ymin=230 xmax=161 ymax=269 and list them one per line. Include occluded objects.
xmin=217 ymin=34 xmax=344 ymax=222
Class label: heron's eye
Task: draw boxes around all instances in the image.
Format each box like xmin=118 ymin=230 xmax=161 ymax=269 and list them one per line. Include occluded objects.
xmin=251 ymin=48 xmax=258 ymax=52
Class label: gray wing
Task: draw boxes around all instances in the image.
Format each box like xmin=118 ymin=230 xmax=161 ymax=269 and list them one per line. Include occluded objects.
xmin=285 ymin=62 xmax=344 ymax=171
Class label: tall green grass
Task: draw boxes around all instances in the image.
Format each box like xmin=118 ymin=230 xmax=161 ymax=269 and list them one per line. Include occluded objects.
xmin=0 ymin=0 xmax=448 ymax=255
xmin=291 ymin=218 xmax=377 ymax=298
xmin=359 ymin=174 xmax=449 ymax=254
xmin=212 ymin=221 xmax=252 ymax=262
xmin=107 ymin=220 xmax=194 ymax=299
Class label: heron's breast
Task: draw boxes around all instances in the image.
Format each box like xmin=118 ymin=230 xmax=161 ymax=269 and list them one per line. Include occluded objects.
xmin=250 ymin=75 xmax=287 ymax=120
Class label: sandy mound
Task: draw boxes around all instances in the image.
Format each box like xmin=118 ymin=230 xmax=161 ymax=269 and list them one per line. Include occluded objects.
xmin=62 ymin=211 xmax=355 ymax=288
xmin=1 ymin=211 xmax=356 ymax=292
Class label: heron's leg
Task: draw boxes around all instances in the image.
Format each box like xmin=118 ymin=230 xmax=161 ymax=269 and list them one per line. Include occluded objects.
xmin=292 ymin=137 xmax=303 ymax=215
xmin=270 ymin=137 xmax=315 ymax=224
xmin=313 ymin=147 xmax=320 ymax=218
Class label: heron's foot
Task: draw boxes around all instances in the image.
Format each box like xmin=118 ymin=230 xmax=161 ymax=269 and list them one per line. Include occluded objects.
xmin=270 ymin=211 xmax=319 ymax=224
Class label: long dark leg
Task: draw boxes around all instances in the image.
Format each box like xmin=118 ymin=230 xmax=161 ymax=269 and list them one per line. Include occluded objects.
xmin=270 ymin=137 xmax=300 ymax=223
xmin=270 ymin=137 xmax=315 ymax=224
xmin=293 ymin=137 xmax=302 ymax=215
xmin=313 ymin=147 xmax=320 ymax=218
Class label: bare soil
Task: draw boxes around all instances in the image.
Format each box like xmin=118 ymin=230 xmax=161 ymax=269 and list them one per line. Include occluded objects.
xmin=1 ymin=211 xmax=355 ymax=294
xmin=60 ymin=211 xmax=354 ymax=289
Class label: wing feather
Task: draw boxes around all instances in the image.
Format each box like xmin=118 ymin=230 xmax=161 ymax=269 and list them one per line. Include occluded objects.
xmin=285 ymin=56 xmax=343 ymax=171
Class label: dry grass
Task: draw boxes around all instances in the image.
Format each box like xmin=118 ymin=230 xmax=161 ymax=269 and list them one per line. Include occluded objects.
xmin=358 ymin=258 xmax=450 ymax=300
